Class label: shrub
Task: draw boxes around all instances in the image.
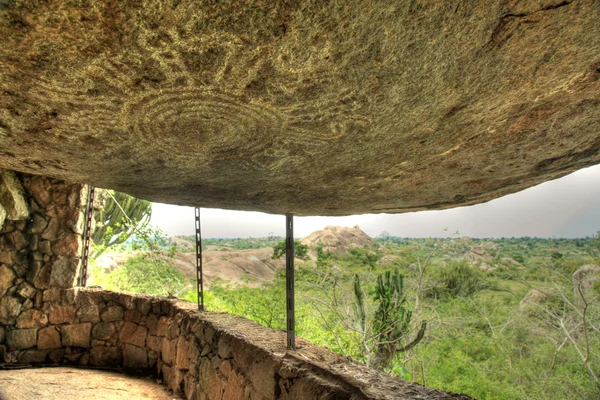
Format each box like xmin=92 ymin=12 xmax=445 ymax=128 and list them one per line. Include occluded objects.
xmin=440 ymin=261 xmax=487 ymax=298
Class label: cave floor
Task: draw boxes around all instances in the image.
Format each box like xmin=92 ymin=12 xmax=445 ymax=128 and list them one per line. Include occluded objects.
xmin=0 ymin=366 xmax=180 ymax=400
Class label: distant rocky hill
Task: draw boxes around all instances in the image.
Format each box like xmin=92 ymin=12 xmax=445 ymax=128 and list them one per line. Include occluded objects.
xmin=300 ymin=225 xmax=379 ymax=255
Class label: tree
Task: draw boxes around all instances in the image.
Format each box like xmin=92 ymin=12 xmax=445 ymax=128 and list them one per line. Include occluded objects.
xmin=272 ymin=239 xmax=308 ymax=259
xmin=353 ymin=269 xmax=427 ymax=370
xmin=92 ymin=190 xmax=152 ymax=257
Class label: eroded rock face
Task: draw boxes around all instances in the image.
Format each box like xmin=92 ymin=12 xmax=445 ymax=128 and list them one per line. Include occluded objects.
xmin=0 ymin=1 xmax=598 ymax=215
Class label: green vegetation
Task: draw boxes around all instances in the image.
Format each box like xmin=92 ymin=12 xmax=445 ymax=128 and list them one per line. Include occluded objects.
xmin=92 ymin=190 xmax=152 ymax=258
xmin=271 ymin=239 xmax=308 ymax=259
xmin=91 ymin=233 xmax=600 ymax=399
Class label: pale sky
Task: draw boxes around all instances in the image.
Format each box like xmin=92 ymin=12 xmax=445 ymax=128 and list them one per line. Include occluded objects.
xmin=150 ymin=165 xmax=600 ymax=239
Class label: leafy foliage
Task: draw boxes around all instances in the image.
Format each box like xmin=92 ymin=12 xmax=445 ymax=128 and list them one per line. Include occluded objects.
xmin=92 ymin=190 xmax=152 ymax=257
xmin=271 ymin=239 xmax=308 ymax=259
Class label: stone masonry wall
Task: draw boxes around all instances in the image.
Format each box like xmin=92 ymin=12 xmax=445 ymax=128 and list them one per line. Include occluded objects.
xmin=0 ymin=171 xmax=87 ymax=362
xmin=0 ymin=171 xmax=471 ymax=400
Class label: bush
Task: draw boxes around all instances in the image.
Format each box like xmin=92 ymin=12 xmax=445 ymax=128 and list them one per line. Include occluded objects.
xmin=92 ymin=253 xmax=191 ymax=297
xmin=440 ymin=261 xmax=487 ymax=298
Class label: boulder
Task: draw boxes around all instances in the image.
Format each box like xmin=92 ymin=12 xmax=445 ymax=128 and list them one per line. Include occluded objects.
xmin=520 ymin=288 xmax=557 ymax=313
xmin=572 ymin=265 xmax=600 ymax=297
xmin=465 ymin=246 xmax=494 ymax=263
xmin=482 ymin=242 xmax=499 ymax=251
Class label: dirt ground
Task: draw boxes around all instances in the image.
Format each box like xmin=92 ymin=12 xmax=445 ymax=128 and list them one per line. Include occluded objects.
xmin=0 ymin=367 xmax=180 ymax=400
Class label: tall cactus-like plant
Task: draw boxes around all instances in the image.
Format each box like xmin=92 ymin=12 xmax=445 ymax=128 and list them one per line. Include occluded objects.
xmin=91 ymin=190 xmax=152 ymax=258
xmin=353 ymin=269 xmax=427 ymax=371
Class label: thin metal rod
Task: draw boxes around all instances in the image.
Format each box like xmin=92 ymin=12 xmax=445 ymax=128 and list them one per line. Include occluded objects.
xmin=195 ymin=207 xmax=205 ymax=311
xmin=285 ymin=214 xmax=296 ymax=350
xmin=78 ymin=185 xmax=95 ymax=287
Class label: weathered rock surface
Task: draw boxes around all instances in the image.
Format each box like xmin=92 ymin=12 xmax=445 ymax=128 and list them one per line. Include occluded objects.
xmin=0 ymin=1 xmax=599 ymax=215
xmin=301 ymin=225 xmax=378 ymax=255
xmin=0 ymin=171 xmax=29 ymax=220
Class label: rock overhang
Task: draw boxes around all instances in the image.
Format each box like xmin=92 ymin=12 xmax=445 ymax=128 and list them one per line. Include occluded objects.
xmin=0 ymin=0 xmax=598 ymax=216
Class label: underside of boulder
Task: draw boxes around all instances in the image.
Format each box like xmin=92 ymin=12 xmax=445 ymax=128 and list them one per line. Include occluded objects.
xmin=0 ymin=0 xmax=598 ymax=215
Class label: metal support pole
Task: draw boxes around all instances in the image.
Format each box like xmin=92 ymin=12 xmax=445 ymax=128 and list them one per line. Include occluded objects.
xmin=78 ymin=185 xmax=95 ymax=287
xmin=285 ymin=214 xmax=296 ymax=350
xmin=195 ymin=207 xmax=205 ymax=311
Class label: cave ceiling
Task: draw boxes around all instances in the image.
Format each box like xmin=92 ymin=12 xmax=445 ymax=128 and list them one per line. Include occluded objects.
xmin=0 ymin=0 xmax=599 ymax=215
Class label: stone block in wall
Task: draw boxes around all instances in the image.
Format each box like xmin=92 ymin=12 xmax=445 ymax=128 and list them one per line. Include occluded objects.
xmin=218 ymin=336 xmax=234 ymax=359
xmin=0 ymin=170 xmax=29 ymax=220
xmin=101 ymin=305 xmax=124 ymax=322
xmin=42 ymin=288 xmax=61 ymax=302
xmin=146 ymin=314 xmax=158 ymax=335
xmin=0 ymin=295 xmax=22 ymax=325
xmin=16 ymin=281 xmax=36 ymax=299
xmin=6 ymin=328 xmax=37 ymax=350
xmin=222 ymin=367 xmax=246 ymax=400
xmin=166 ymin=319 xmax=180 ymax=340
xmin=48 ymin=349 xmax=64 ymax=364
xmin=76 ymin=299 xmax=100 ymax=323
xmin=37 ymin=326 xmax=61 ymax=349
xmin=184 ymin=375 xmax=198 ymax=400
xmin=31 ymin=262 xmax=52 ymax=289
xmin=0 ymin=248 xmax=14 ymax=266
xmin=123 ymin=344 xmax=148 ymax=369
xmin=61 ymin=323 xmax=91 ymax=348
xmin=92 ymin=322 xmax=117 ymax=341
xmin=176 ymin=336 xmax=191 ymax=370
xmin=162 ymin=364 xmax=185 ymax=395
xmin=125 ymin=309 xmax=143 ymax=324
xmin=247 ymin=352 xmax=281 ymax=400
xmin=148 ymin=349 xmax=159 ymax=368
xmin=29 ymin=213 xmax=48 ymax=234
xmin=18 ymin=349 xmax=49 ymax=364
xmin=49 ymin=256 xmax=79 ymax=288
xmin=90 ymin=346 xmax=121 ymax=367
xmin=52 ymin=233 xmax=80 ymax=257
xmin=156 ymin=316 xmax=168 ymax=336
xmin=162 ymin=338 xmax=178 ymax=366
xmin=136 ymin=297 xmax=152 ymax=316
xmin=0 ymin=264 xmax=16 ymax=297
xmin=22 ymin=176 xmax=52 ymax=208
xmin=8 ymin=230 xmax=27 ymax=251
xmin=198 ymin=357 xmax=223 ymax=400
xmin=39 ymin=240 xmax=53 ymax=255
xmin=15 ymin=309 xmax=48 ymax=329
xmin=48 ymin=305 xmax=76 ymax=325
xmin=119 ymin=321 xmax=147 ymax=347
xmin=146 ymin=335 xmax=163 ymax=352
xmin=0 ymin=325 xmax=4 ymax=343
